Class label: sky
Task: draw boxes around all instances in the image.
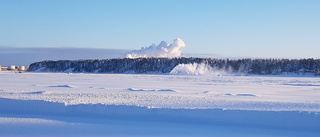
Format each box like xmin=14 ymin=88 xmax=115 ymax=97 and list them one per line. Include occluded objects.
xmin=0 ymin=0 xmax=319 ymax=59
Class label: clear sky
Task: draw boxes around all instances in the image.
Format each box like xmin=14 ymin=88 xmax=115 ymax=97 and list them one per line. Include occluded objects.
xmin=1 ymin=0 xmax=319 ymax=59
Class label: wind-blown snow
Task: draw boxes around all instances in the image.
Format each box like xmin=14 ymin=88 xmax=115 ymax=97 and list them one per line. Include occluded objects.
xmin=170 ymin=63 xmax=233 ymax=76
xmin=126 ymin=38 xmax=185 ymax=58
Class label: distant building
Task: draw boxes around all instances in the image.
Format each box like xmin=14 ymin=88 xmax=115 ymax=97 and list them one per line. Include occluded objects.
xmin=0 ymin=65 xmax=27 ymax=71
xmin=8 ymin=65 xmax=16 ymax=70
xmin=0 ymin=66 xmax=8 ymax=71
xmin=19 ymin=66 xmax=27 ymax=71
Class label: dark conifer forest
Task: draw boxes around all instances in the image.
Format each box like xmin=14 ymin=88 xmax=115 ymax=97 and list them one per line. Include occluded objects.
xmin=28 ymin=58 xmax=320 ymax=76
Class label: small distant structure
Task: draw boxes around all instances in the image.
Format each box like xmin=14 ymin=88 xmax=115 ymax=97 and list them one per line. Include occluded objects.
xmin=0 ymin=65 xmax=28 ymax=72
xmin=8 ymin=65 xmax=16 ymax=70
xmin=0 ymin=66 xmax=8 ymax=71
xmin=18 ymin=66 xmax=27 ymax=71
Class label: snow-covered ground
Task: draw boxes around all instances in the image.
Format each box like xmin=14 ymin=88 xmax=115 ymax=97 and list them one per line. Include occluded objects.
xmin=0 ymin=71 xmax=320 ymax=136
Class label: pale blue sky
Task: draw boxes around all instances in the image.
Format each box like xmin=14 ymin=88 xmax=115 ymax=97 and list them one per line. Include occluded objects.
xmin=1 ymin=0 xmax=319 ymax=58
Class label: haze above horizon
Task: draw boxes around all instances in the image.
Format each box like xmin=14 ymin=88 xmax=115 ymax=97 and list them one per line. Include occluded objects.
xmin=0 ymin=0 xmax=319 ymax=59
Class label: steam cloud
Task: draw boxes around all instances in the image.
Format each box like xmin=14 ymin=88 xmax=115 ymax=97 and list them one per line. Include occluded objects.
xmin=126 ymin=38 xmax=185 ymax=58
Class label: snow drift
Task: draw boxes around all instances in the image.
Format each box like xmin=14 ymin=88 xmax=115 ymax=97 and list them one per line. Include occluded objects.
xmin=126 ymin=38 xmax=185 ymax=58
xmin=1 ymin=97 xmax=320 ymax=136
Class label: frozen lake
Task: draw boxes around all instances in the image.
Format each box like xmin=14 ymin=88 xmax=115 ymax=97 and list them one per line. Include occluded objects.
xmin=0 ymin=72 xmax=319 ymax=136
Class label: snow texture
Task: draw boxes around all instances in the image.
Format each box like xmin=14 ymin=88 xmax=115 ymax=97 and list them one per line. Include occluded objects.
xmin=0 ymin=72 xmax=320 ymax=136
xmin=126 ymin=38 xmax=185 ymax=58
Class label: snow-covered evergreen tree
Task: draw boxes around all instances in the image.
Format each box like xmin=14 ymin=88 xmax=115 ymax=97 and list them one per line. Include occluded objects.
xmin=28 ymin=58 xmax=320 ymax=76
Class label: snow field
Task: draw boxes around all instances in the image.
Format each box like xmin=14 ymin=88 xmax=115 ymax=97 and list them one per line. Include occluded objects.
xmin=1 ymin=72 xmax=319 ymax=111
xmin=0 ymin=72 xmax=320 ymax=136
xmin=0 ymin=97 xmax=320 ymax=137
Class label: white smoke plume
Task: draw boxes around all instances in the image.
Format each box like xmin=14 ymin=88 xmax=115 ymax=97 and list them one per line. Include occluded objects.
xmin=126 ymin=38 xmax=185 ymax=58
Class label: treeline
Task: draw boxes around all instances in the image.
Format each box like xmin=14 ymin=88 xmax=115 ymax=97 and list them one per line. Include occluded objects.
xmin=28 ymin=58 xmax=320 ymax=75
